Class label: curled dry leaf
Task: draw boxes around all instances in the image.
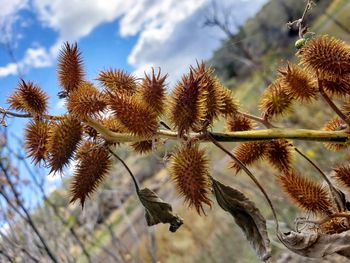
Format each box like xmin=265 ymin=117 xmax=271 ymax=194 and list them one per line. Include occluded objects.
xmin=277 ymin=229 xmax=350 ymax=259
xmin=138 ymin=188 xmax=183 ymax=232
xmin=212 ymin=178 xmax=271 ymax=261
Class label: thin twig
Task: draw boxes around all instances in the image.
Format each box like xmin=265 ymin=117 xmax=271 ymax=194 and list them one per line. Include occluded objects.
xmin=287 ymin=0 xmax=315 ymax=38
xmin=296 ymin=212 xmax=350 ymax=226
xmin=238 ymin=111 xmax=275 ymax=128
xmin=206 ymin=132 xmax=279 ymax=232
xmin=242 ymin=106 xmax=347 ymax=212
xmin=17 ymin=153 xmax=92 ymax=263
xmin=108 ymin=148 xmax=140 ymax=193
xmin=160 ymin=121 xmax=172 ymax=131
xmin=294 ymin=147 xmax=345 ymax=212
xmin=318 ymin=80 xmax=350 ymax=125
xmin=0 ymin=163 xmax=59 ymax=263
xmin=0 ymin=108 xmax=63 ymax=121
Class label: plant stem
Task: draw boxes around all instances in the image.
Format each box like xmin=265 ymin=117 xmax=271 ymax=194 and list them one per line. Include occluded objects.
xmin=0 ymin=108 xmax=63 ymax=121
xmin=296 ymin=212 xmax=350 ymax=226
xmin=87 ymin=118 xmax=349 ymax=144
xmin=206 ymin=133 xmax=279 ymax=232
xmin=318 ymin=80 xmax=350 ymax=125
xmin=294 ymin=148 xmax=345 ymax=212
xmin=108 ymin=148 xmax=140 ymax=193
xmin=2 ymin=109 xmax=349 ymax=143
xmin=241 ymin=107 xmax=346 ymax=212
xmin=238 ymin=111 xmax=275 ymax=128
xmin=208 ymin=129 xmax=348 ymax=143
xmin=0 ymin=163 xmax=59 ymax=263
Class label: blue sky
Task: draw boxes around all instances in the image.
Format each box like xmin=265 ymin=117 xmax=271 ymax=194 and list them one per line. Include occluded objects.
xmin=0 ymin=0 xmax=267 ymax=198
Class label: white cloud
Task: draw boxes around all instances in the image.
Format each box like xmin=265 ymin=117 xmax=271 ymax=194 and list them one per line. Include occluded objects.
xmin=0 ymin=62 xmax=19 ymax=77
xmin=23 ymin=47 xmax=52 ymax=68
xmin=0 ymin=0 xmax=28 ymax=43
xmin=0 ymin=46 xmax=53 ymax=77
xmin=0 ymin=0 xmax=134 ymax=78
xmin=0 ymin=0 xmax=27 ymax=17
xmin=30 ymin=0 xmax=267 ymax=85
xmin=32 ymin=0 xmax=134 ymax=41
xmin=55 ymin=99 xmax=66 ymax=111
xmin=0 ymin=0 xmax=267 ymax=82
xmin=123 ymin=0 xmax=268 ymax=86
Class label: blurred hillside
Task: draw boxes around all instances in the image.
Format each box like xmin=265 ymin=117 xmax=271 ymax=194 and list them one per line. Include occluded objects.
xmin=2 ymin=0 xmax=350 ymax=262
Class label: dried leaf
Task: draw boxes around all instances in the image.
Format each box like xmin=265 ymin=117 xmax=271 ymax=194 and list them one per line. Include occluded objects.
xmin=212 ymin=178 xmax=271 ymax=261
xmin=278 ymin=229 xmax=350 ymax=259
xmin=138 ymin=188 xmax=183 ymax=232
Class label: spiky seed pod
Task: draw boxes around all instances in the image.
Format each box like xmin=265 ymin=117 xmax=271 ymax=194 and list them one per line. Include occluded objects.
xmin=230 ymin=142 xmax=267 ymax=174
xmin=8 ymin=80 xmax=48 ymax=115
xmin=226 ymin=113 xmax=256 ymax=132
xmin=101 ymin=117 xmax=126 ymax=133
xmin=217 ymin=85 xmax=239 ymax=116
xmin=278 ymin=63 xmax=317 ymax=102
xmin=169 ymin=69 xmax=208 ymax=135
xmin=70 ymin=142 xmax=111 ymax=207
xmin=333 ymin=164 xmax=350 ymax=190
xmin=108 ymin=94 xmax=158 ymax=137
xmin=320 ymin=218 xmax=349 ymax=234
xmin=259 ymin=79 xmax=293 ymax=118
xmin=83 ymin=119 xmax=125 ymax=141
xmin=47 ymin=116 xmax=82 ymax=173
xmin=170 ymin=142 xmax=211 ymax=215
xmin=58 ymin=42 xmax=85 ymax=94
xmin=321 ymin=74 xmax=350 ymax=97
xmin=298 ymin=35 xmax=350 ymax=77
xmin=192 ymin=62 xmax=224 ymax=125
xmin=130 ymin=140 xmax=154 ymax=154
xmin=323 ymin=118 xmax=348 ymax=151
xmin=278 ymin=172 xmax=333 ymax=215
xmin=98 ymin=69 xmax=137 ymax=96
xmin=25 ymin=120 xmax=51 ymax=164
xmin=67 ymin=81 xmax=106 ymax=119
xmin=136 ymin=69 xmax=167 ymax=116
xmin=266 ymin=140 xmax=293 ymax=173
xmin=83 ymin=125 xmax=98 ymax=139
xmin=342 ymin=99 xmax=350 ymax=118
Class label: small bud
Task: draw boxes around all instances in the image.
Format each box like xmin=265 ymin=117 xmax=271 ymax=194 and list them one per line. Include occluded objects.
xmin=295 ymin=38 xmax=306 ymax=49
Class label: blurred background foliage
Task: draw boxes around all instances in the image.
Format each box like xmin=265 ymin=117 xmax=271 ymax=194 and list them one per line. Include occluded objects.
xmin=1 ymin=0 xmax=350 ymax=262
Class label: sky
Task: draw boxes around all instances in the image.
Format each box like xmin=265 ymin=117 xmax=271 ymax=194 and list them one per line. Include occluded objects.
xmin=0 ymin=0 xmax=268 ymax=198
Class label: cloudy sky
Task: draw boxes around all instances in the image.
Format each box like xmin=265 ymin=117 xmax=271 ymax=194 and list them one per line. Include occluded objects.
xmin=0 ymin=0 xmax=268 ymax=108
xmin=0 ymin=0 xmax=267 ymax=195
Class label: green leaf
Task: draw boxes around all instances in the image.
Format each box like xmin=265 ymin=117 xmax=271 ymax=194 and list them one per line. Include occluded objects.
xmin=138 ymin=188 xmax=183 ymax=232
xmin=212 ymin=178 xmax=271 ymax=261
